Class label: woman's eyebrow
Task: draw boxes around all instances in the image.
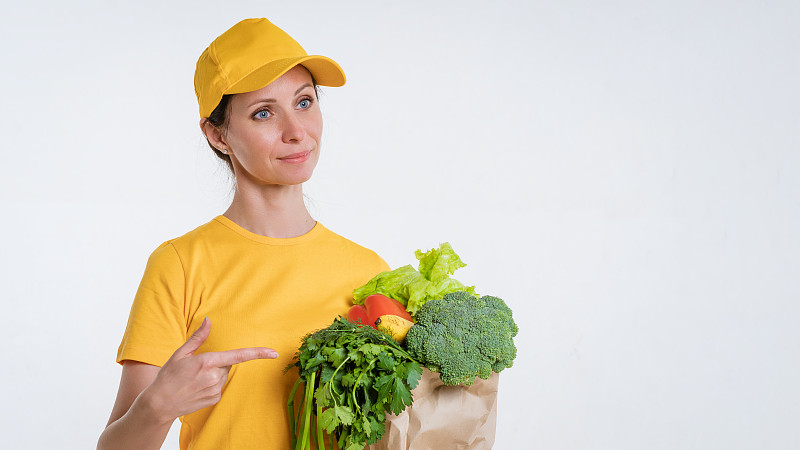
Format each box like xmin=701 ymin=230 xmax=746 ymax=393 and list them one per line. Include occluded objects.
xmin=248 ymin=83 xmax=314 ymax=107
xmin=294 ymin=83 xmax=313 ymax=95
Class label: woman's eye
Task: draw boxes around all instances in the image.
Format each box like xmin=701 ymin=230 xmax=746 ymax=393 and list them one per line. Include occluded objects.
xmin=298 ymin=99 xmax=311 ymax=109
xmin=255 ymin=110 xmax=271 ymax=119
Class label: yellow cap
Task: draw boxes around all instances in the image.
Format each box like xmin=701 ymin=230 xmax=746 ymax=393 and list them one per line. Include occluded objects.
xmin=194 ymin=18 xmax=346 ymax=118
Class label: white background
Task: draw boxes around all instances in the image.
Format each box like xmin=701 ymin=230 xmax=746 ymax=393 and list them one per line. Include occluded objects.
xmin=1 ymin=0 xmax=798 ymax=449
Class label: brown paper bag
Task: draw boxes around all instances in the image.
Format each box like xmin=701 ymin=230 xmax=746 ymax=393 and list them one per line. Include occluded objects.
xmin=368 ymin=368 xmax=499 ymax=450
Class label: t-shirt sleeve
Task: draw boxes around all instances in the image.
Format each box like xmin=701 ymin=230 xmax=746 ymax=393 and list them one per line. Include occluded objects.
xmin=116 ymin=241 xmax=188 ymax=366
xmin=377 ymin=255 xmax=390 ymax=272
xmin=353 ymin=248 xmax=390 ymax=289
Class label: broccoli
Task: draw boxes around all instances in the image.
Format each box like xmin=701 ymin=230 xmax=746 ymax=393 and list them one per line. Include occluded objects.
xmin=404 ymin=290 xmax=518 ymax=385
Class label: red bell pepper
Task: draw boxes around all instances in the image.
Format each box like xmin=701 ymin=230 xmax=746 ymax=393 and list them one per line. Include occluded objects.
xmin=346 ymin=294 xmax=413 ymax=328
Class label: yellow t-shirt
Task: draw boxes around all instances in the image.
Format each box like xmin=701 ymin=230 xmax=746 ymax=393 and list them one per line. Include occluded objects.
xmin=117 ymin=216 xmax=389 ymax=449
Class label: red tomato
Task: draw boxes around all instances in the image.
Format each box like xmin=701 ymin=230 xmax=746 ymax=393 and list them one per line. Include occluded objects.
xmin=364 ymin=294 xmax=413 ymax=323
xmin=346 ymin=304 xmax=370 ymax=326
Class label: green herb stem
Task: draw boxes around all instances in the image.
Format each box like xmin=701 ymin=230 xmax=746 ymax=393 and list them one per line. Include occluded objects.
xmin=327 ymin=355 xmax=352 ymax=404
xmin=310 ymin=411 xmax=318 ymax=450
xmin=316 ymin=397 xmax=325 ymax=449
xmin=287 ymin=377 xmax=302 ymax=449
xmin=351 ymin=357 xmax=378 ymax=415
xmin=301 ymin=370 xmax=316 ymax=450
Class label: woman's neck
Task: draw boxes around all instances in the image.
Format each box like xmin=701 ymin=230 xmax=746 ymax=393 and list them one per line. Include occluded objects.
xmin=223 ymin=183 xmax=315 ymax=238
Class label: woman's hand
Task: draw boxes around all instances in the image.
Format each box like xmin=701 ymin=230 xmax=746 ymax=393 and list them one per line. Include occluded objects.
xmin=142 ymin=317 xmax=278 ymax=423
xmin=98 ymin=318 xmax=278 ymax=450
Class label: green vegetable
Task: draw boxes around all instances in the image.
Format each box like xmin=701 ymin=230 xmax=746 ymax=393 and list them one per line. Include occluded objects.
xmin=353 ymin=242 xmax=476 ymax=316
xmin=287 ymin=317 xmax=422 ymax=450
xmin=405 ymin=290 xmax=518 ymax=385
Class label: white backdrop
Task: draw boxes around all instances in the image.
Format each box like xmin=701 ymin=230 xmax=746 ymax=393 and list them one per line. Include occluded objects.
xmin=1 ymin=0 xmax=798 ymax=449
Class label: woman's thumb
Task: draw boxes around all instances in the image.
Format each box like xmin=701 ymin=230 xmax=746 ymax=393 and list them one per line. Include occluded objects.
xmin=174 ymin=317 xmax=211 ymax=358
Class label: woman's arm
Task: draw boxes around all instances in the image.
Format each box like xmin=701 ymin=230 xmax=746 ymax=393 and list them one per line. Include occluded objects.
xmin=98 ymin=318 xmax=279 ymax=450
xmin=97 ymin=362 xmax=172 ymax=450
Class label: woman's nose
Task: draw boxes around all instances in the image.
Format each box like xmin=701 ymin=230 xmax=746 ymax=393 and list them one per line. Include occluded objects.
xmin=281 ymin=112 xmax=307 ymax=143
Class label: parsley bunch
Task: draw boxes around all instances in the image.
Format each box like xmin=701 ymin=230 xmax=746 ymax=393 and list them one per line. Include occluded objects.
xmin=286 ymin=317 xmax=422 ymax=450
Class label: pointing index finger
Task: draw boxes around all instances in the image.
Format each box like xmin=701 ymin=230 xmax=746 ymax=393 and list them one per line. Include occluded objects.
xmin=209 ymin=347 xmax=280 ymax=367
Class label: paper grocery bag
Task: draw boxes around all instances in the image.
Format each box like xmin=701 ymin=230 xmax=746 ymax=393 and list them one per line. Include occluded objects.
xmin=368 ymin=368 xmax=499 ymax=450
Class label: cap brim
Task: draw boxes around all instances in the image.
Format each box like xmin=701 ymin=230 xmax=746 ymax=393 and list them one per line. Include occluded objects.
xmin=226 ymin=55 xmax=346 ymax=97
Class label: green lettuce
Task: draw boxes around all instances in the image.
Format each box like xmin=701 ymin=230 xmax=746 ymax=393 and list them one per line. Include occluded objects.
xmin=353 ymin=242 xmax=476 ymax=316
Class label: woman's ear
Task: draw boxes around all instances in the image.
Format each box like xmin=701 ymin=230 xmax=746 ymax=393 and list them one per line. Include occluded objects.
xmin=200 ymin=118 xmax=231 ymax=154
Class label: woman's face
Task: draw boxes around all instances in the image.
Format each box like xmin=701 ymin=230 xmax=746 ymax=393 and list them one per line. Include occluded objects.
xmin=220 ymin=65 xmax=322 ymax=187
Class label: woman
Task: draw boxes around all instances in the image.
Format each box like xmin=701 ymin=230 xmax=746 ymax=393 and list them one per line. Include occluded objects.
xmin=98 ymin=18 xmax=389 ymax=449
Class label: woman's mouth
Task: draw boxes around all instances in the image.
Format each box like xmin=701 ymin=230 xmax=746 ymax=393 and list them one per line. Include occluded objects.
xmin=278 ymin=150 xmax=312 ymax=164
